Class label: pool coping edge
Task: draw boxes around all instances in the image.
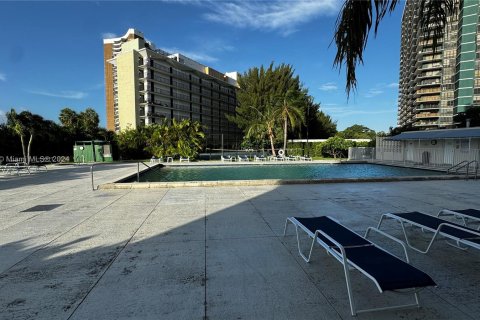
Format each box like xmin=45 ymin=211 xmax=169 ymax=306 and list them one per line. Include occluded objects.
xmin=98 ymin=174 xmax=469 ymax=189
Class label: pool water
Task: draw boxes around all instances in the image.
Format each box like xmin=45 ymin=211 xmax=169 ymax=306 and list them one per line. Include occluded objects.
xmin=130 ymin=164 xmax=439 ymax=182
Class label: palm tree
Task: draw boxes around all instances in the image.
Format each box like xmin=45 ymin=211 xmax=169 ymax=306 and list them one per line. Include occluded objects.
xmin=79 ymin=108 xmax=100 ymax=138
xmin=175 ymin=119 xmax=205 ymax=158
xmin=146 ymin=119 xmax=205 ymax=159
xmin=246 ymin=102 xmax=278 ymax=156
xmin=274 ymin=90 xmax=305 ymax=155
xmin=7 ymin=109 xmax=27 ymax=162
xmin=59 ymin=108 xmax=78 ymax=133
xmin=334 ymin=0 xmax=455 ymax=96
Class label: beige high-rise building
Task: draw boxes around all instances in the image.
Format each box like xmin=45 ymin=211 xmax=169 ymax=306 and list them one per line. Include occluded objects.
xmin=397 ymin=0 xmax=480 ymax=130
xmin=103 ymin=29 xmax=241 ymax=148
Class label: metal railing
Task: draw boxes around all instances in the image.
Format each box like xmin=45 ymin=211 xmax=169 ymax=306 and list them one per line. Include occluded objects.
xmin=445 ymin=160 xmax=478 ymax=180
xmin=446 ymin=160 xmax=469 ymax=174
xmin=466 ymin=160 xmax=479 ymax=180
xmin=90 ymin=161 xmax=157 ymax=191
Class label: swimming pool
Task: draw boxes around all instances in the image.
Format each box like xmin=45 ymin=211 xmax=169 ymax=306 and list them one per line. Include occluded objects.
xmin=127 ymin=164 xmax=439 ymax=183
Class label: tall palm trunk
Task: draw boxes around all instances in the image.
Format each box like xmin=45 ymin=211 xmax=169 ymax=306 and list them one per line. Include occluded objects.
xmin=19 ymin=135 xmax=26 ymax=163
xmin=283 ymin=117 xmax=288 ymax=154
xmin=268 ymin=127 xmax=276 ymax=156
xmin=26 ymin=134 xmax=33 ymax=164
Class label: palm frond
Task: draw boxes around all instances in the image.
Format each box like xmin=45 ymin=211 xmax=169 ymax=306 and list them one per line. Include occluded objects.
xmin=418 ymin=0 xmax=456 ymax=54
xmin=333 ymin=0 xmax=398 ymax=97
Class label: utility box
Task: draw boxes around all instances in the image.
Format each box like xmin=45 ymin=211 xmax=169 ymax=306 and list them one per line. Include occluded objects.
xmin=73 ymin=141 xmax=113 ymax=163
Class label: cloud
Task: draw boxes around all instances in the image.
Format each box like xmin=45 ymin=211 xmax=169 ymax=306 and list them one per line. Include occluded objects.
xmin=321 ymin=106 xmax=394 ymax=117
xmin=0 ymin=73 xmax=6 ymax=82
xmin=202 ymin=0 xmax=339 ymax=36
xmin=195 ymin=38 xmax=235 ymax=53
xmin=319 ymin=82 xmax=338 ymax=91
xmin=27 ymin=90 xmax=87 ymax=99
xmin=364 ymin=89 xmax=384 ymax=98
xmin=0 ymin=109 xmax=5 ymax=124
xmin=161 ymin=47 xmax=218 ymax=63
xmin=102 ymin=32 xmax=118 ymax=39
xmin=363 ymin=82 xmax=399 ymax=98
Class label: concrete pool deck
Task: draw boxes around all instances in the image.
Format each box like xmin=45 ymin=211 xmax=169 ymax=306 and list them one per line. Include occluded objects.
xmin=0 ymin=163 xmax=479 ymax=319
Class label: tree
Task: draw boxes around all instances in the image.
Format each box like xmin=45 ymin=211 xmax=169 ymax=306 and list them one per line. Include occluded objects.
xmin=145 ymin=119 xmax=205 ymax=159
xmin=334 ymin=0 xmax=455 ymax=95
xmin=274 ymin=89 xmax=305 ymax=154
xmin=322 ymin=136 xmax=354 ymax=159
xmin=297 ymin=100 xmax=337 ymax=139
xmin=7 ymin=109 xmax=28 ymax=162
xmin=339 ymin=124 xmax=376 ymax=140
xmin=244 ymin=102 xmax=279 ymax=156
xmin=78 ymin=108 xmax=100 ymax=138
xmin=116 ymin=126 xmax=153 ymax=160
xmin=59 ymin=108 xmax=79 ymax=133
xmin=228 ymin=62 xmax=306 ymax=150
xmin=6 ymin=109 xmax=45 ymax=164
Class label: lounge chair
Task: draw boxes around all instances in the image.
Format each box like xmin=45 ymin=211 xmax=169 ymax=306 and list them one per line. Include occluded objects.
xmin=254 ymin=155 xmax=266 ymax=162
xmin=221 ymin=155 xmax=233 ymax=162
xmin=1 ymin=163 xmax=31 ymax=175
xmin=437 ymin=209 xmax=480 ymax=230
xmin=179 ymin=156 xmax=190 ymax=162
xmin=376 ymin=211 xmax=480 ymax=253
xmin=284 ymin=216 xmax=436 ymax=316
xmin=238 ymin=155 xmax=249 ymax=162
xmin=300 ymin=155 xmax=313 ymax=161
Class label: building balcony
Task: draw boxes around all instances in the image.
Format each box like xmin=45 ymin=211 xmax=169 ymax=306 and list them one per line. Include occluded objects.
xmin=415 ymin=80 xmax=441 ymax=88
xmin=415 ymin=88 xmax=441 ymax=96
xmin=417 ymin=71 xmax=441 ymax=79
xmin=415 ymin=104 xmax=440 ymax=112
xmin=416 ymin=112 xmax=439 ymax=119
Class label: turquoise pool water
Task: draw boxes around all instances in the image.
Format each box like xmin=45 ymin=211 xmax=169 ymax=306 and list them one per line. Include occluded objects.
xmin=128 ymin=164 xmax=439 ymax=182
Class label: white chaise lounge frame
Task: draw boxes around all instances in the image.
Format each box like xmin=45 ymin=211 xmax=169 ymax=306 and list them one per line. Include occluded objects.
xmin=284 ymin=216 xmax=431 ymax=316
xmin=437 ymin=209 xmax=480 ymax=230
xmin=377 ymin=212 xmax=480 ymax=254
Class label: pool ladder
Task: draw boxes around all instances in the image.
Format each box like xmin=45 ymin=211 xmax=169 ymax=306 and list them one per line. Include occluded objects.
xmin=90 ymin=161 xmax=156 ymax=191
xmin=446 ymin=160 xmax=478 ymax=180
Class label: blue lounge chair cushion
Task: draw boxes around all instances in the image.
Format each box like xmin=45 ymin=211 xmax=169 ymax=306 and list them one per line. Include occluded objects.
xmin=342 ymin=246 xmax=436 ymax=291
xmin=294 ymin=216 xmax=371 ymax=248
xmin=393 ymin=212 xmax=480 ymax=241
xmin=451 ymin=209 xmax=480 ymax=219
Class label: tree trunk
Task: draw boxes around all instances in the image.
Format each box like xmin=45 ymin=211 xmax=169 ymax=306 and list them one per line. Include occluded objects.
xmin=268 ymin=127 xmax=276 ymax=156
xmin=27 ymin=134 xmax=33 ymax=164
xmin=20 ymin=135 xmax=27 ymax=163
xmin=283 ymin=117 xmax=288 ymax=155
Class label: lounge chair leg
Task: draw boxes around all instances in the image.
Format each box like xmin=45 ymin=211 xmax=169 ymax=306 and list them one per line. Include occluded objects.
xmin=283 ymin=218 xmax=316 ymax=263
xmin=400 ymin=221 xmax=441 ymax=254
xmin=341 ymin=253 xmax=357 ymax=316
xmin=376 ymin=214 xmax=389 ymax=229
xmin=283 ymin=219 xmax=291 ymax=236
xmin=294 ymin=225 xmax=316 ymax=263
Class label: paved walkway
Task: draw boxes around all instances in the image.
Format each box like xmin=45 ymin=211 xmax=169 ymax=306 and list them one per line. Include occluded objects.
xmin=0 ymin=163 xmax=479 ymax=319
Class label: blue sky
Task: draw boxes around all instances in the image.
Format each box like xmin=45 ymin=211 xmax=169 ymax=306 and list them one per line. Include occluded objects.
xmin=0 ymin=0 xmax=404 ymax=132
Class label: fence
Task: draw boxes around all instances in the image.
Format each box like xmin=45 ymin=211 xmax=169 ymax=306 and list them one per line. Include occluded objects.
xmin=375 ymin=147 xmax=480 ymax=168
xmin=348 ymin=147 xmax=375 ymax=160
xmin=199 ymin=148 xmax=311 ymax=160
